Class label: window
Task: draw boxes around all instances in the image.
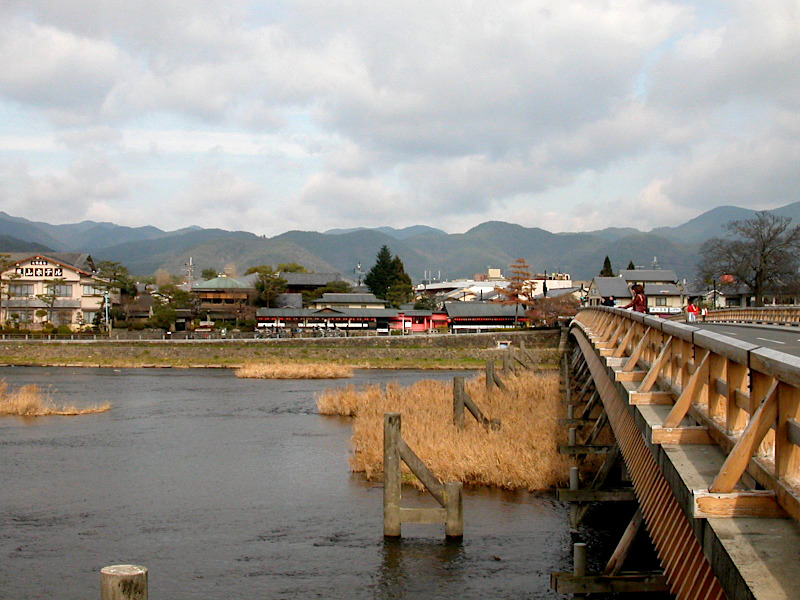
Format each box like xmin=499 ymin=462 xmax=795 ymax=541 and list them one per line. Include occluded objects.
xmin=51 ymin=284 xmax=72 ymax=298
xmin=655 ymin=297 xmax=667 ymax=306
xmin=83 ymin=311 xmax=97 ymax=324
xmin=83 ymin=285 xmax=104 ymax=296
xmin=9 ymin=283 xmax=33 ymax=297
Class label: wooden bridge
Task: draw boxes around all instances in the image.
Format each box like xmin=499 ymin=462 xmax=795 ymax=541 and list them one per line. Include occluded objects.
xmin=558 ymin=306 xmax=800 ymax=599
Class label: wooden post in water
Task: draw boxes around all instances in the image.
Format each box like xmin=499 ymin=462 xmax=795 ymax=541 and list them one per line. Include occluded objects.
xmin=486 ymin=360 xmax=495 ymax=392
xmin=502 ymin=351 xmax=511 ymax=376
xmin=453 ymin=377 xmax=466 ymax=429
xmin=383 ymin=413 xmax=402 ymax=537
xmin=101 ymin=565 xmax=148 ymax=600
xmin=445 ymin=481 xmax=463 ymax=538
xmin=569 ymin=466 xmax=579 ymax=529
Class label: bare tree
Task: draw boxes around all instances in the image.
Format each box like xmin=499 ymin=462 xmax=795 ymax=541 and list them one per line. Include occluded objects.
xmin=698 ymin=211 xmax=800 ymax=307
xmin=496 ymin=258 xmax=531 ymax=326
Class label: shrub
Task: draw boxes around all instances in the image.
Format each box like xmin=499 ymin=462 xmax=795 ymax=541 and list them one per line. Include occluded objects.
xmin=56 ymin=325 xmax=72 ymax=335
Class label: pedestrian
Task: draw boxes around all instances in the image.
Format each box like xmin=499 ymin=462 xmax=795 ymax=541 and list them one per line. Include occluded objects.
xmin=621 ymin=284 xmax=647 ymax=313
xmin=686 ymin=300 xmax=699 ymax=323
xmin=601 ymin=296 xmax=615 ymax=307
xmin=700 ymin=305 xmax=708 ymax=322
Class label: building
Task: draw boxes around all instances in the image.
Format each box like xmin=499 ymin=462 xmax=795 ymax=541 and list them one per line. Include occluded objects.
xmin=278 ymin=272 xmax=343 ymax=294
xmin=0 ymin=252 xmax=114 ymax=330
xmin=257 ymin=306 xmax=398 ymax=333
xmin=444 ymin=302 xmax=527 ymax=333
xmin=586 ymin=277 xmax=632 ymax=306
xmin=307 ymin=293 xmax=388 ymax=310
xmin=192 ymin=275 xmax=257 ymax=322
xmin=587 ymin=269 xmax=684 ymax=314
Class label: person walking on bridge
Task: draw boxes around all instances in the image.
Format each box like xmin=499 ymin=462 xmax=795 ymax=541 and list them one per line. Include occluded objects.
xmin=687 ymin=300 xmax=699 ymax=323
xmin=621 ymin=284 xmax=647 ymax=313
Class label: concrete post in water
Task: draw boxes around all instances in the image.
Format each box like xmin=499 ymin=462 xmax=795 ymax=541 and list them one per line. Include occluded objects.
xmin=568 ymin=427 xmax=576 ymax=446
xmin=486 ymin=360 xmax=495 ymax=392
xmin=444 ymin=481 xmax=463 ymax=538
xmin=564 ymin=354 xmax=571 ymax=405
xmin=453 ymin=377 xmax=466 ymax=429
xmin=573 ymin=543 xmax=587 ymax=600
xmin=567 ymin=404 xmax=574 ymax=419
xmin=100 ymin=565 xmax=147 ymax=600
xmin=383 ymin=413 xmax=402 ymax=537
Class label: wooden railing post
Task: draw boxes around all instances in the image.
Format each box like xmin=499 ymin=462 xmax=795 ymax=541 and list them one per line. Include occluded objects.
xmin=384 ymin=413 xmax=402 ymax=537
xmin=101 ymin=565 xmax=148 ymax=600
xmin=445 ymin=481 xmax=463 ymax=538
xmin=453 ymin=377 xmax=466 ymax=429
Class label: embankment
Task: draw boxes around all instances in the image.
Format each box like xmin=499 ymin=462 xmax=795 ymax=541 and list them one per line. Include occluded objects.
xmin=0 ymin=330 xmax=560 ymax=369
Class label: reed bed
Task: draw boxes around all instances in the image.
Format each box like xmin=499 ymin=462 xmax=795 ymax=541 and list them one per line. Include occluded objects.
xmin=236 ymin=362 xmax=354 ymax=379
xmin=0 ymin=380 xmax=110 ymax=416
xmin=317 ymin=370 xmax=570 ymax=490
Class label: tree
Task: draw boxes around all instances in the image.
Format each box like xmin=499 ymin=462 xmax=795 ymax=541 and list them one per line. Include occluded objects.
xmin=276 ymin=263 xmax=307 ymax=273
xmin=497 ymin=258 xmax=531 ymax=326
xmin=0 ymin=254 xmax=18 ymax=327
xmin=413 ymin=295 xmax=439 ymax=311
xmin=302 ymin=280 xmax=352 ymax=305
xmin=364 ymin=245 xmax=395 ymax=299
xmin=244 ymin=265 xmax=273 ymax=276
xmin=201 ymin=268 xmax=218 ymax=280
xmin=37 ymin=278 xmax=66 ymax=324
xmin=627 ymin=260 xmax=635 ymax=271
xmin=599 ymin=256 xmax=614 ymax=277
xmin=157 ymin=284 xmax=192 ymax=308
xmin=698 ymin=211 xmax=800 ymax=307
xmin=154 ymin=269 xmax=172 ymax=287
xmin=149 ymin=303 xmax=177 ymax=330
xmin=96 ymin=261 xmax=137 ymax=298
xmin=255 ymin=271 xmax=287 ymax=307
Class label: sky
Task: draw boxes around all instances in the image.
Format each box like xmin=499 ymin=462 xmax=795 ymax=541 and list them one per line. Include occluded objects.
xmin=0 ymin=1 xmax=798 ymax=236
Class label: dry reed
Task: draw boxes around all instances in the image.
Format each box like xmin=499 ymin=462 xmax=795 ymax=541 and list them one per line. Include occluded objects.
xmin=236 ymin=362 xmax=354 ymax=379
xmin=0 ymin=380 xmax=110 ymax=416
xmin=317 ymin=370 xmax=570 ymax=490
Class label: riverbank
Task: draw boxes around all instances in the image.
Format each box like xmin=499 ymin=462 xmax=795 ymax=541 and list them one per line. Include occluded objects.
xmin=0 ymin=331 xmax=561 ymax=370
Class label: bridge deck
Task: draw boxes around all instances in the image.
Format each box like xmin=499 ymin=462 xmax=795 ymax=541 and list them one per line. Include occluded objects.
xmin=574 ymin=316 xmax=800 ymax=599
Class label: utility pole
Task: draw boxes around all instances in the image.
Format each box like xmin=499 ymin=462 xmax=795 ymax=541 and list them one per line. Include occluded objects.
xmin=104 ymin=291 xmax=111 ymax=338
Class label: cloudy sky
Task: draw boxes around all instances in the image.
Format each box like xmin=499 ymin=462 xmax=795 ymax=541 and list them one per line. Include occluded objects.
xmin=0 ymin=1 xmax=798 ymax=236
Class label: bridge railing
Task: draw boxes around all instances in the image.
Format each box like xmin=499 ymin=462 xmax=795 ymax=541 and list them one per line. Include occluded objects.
xmin=574 ymin=306 xmax=800 ymax=522
xmin=705 ymin=306 xmax=800 ymax=326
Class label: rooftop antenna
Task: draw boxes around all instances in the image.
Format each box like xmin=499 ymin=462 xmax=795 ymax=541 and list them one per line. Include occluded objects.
xmin=652 ymin=256 xmax=660 ymax=270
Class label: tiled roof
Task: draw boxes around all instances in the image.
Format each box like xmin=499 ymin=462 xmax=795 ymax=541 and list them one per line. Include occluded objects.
xmin=591 ymin=277 xmax=632 ymax=298
xmin=3 ymin=252 xmax=95 ymax=273
xmin=619 ymin=269 xmax=678 ymax=283
xmin=279 ymin=272 xmax=342 ymax=287
xmin=316 ymin=293 xmax=386 ymax=304
xmin=645 ymin=283 xmax=681 ymax=295
xmin=193 ymin=276 xmax=252 ymax=290
xmin=444 ymin=302 xmax=521 ymax=318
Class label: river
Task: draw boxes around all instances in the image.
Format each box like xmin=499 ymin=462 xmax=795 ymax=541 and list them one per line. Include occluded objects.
xmin=0 ymin=367 xmax=603 ymax=599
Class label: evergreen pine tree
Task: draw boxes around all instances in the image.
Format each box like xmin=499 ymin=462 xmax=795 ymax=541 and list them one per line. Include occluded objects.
xmin=599 ymin=256 xmax=614 ymax=277
xmin=627 ymin=260 xmax=635 ymax=270
xmin=364 ymin=245 xmax=396 ymax=299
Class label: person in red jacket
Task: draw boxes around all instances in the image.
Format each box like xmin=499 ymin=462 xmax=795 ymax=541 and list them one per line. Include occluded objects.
xmin=621 ymin=284 xmax=647 ymax=313
xmin=686 ymin=300 xmax=699 ymax=323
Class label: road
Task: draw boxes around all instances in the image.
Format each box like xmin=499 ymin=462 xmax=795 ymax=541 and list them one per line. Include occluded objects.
xmin=693 ymin=322 xmax=800 ymax=358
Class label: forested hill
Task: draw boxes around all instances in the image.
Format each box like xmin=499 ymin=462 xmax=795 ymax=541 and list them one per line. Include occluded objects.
xmin=1 ymin=202 xmax=799 ymax=280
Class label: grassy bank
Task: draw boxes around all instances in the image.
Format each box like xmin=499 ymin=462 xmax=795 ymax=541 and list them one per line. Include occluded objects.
xmin=0 ymin=379 xmax=110 ymax=416
xmin=0 ymin=341 xmax=560 ymax=370
xmin=317 ymin=370 xmax=570 ymax=491
xmin=236 ymin=362 xmax=353 ymax=379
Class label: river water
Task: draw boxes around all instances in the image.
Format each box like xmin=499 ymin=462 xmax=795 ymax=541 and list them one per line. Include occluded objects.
xmin=0 ymin=367 xmax=604 ymax=599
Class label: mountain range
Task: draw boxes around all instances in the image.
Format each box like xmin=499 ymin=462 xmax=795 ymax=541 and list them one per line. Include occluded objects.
xmin=1 ymin=202 xmax=797 ymax=282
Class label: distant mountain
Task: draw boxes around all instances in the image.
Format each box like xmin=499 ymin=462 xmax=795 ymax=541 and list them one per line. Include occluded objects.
xmin=324 ymin=225 xmax=446 ymax=240
xmin=1 ymin=201 xmax=798 ymax=281
xmin=0 ymin=235 xmax=52 ymax=253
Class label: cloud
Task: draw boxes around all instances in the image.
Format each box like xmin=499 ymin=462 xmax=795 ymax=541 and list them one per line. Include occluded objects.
xmin=0 ymin=1 xmax=799 ymax=234
xmin=0 ymin=154 xmax=129 ymax=222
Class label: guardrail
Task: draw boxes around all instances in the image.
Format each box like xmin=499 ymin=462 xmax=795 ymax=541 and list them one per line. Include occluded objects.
xmin=574 ymin=306 xmax=800 ymax=523
xmin=705 ymin=306 xmax=800 ymax=326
